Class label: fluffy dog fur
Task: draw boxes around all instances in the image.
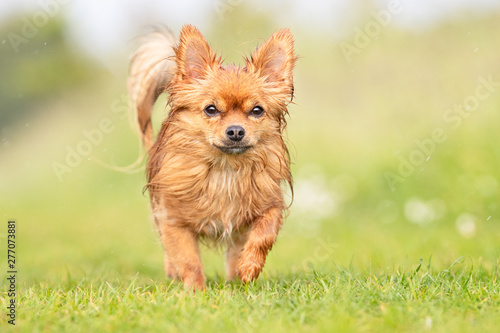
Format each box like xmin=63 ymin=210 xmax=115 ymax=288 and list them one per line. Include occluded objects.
xmin=128 ymin=25 xmax=296 ymax=290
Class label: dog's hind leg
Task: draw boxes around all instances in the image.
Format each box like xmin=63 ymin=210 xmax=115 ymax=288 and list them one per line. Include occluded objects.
xmin=225 ymin=233 xmax=248 ymax=280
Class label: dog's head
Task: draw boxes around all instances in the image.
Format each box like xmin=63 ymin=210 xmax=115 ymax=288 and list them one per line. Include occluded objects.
xmin=166 ymin=25 xmax=296 ymax=157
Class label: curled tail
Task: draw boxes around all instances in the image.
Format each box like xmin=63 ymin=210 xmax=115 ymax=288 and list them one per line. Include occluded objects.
xmin=128 ymin=27 xmax=176 ymax=150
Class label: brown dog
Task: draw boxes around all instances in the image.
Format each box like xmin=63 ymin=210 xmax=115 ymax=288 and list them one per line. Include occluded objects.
xmin=128 ymin=25 xmax=296 ymax=289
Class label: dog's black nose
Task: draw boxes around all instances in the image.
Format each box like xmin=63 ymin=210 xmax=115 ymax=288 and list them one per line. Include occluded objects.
xmin=226 ymin=125 xmax=245 ymax=142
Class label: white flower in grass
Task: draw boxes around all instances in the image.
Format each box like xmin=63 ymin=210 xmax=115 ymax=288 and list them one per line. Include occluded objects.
xmin=404 ymin=197 xmax=446 ymax=225
xmin=294 ymin=178 xmax=338 ymax=219
xmin=456 ymin=213 xmax=476 ymax=238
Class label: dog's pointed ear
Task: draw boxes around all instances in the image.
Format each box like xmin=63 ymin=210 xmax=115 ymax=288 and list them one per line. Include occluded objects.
xmin=248 ymin=29 xmax=296 ymax=89
xmin=174 ymin=25 xmax=218 ymax=81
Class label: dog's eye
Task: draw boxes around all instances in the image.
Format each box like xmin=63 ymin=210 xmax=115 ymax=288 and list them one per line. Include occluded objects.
xmin=204 ymin=105 xmax=220 ymax=117
xmin=249 ymin=106 xmax=264 ymax=117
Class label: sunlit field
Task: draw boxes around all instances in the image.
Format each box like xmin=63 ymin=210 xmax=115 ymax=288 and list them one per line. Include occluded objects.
xmin=1 ymin=4 xmax=500 ymax=332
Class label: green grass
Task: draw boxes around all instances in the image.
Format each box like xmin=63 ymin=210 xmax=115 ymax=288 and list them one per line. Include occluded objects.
xmin=9 ymin=259 xmax=500 ymax=332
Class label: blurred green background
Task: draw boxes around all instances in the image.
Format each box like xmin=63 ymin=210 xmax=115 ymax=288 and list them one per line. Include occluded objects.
xmin=1 ymin=0 xmax=499 ymax=287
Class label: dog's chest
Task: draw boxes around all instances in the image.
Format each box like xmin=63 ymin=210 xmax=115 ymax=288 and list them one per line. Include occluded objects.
xmin=195 ymin=168 xmax=253 ymax=236
xmin=157 ymin=155 xmax=281 ymax=238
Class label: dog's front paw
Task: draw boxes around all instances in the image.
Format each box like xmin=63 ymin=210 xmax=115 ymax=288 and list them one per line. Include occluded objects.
xmin=238 ymin=248 xmax=265 ymax=283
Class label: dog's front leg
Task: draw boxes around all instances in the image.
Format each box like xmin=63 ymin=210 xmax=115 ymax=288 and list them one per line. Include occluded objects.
xmin=159 ymin=222 xmax=206 ymax=290
xmin=238 ymin=207 xmax=283 ymax=283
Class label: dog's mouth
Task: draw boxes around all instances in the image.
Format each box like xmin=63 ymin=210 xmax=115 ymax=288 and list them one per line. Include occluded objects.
xmin=213 ymin=144 xmax=252 ymax=155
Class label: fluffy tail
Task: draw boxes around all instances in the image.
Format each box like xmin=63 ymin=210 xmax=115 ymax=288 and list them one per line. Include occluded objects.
xmin=128 ymin=27 xmax=176 ymax=150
